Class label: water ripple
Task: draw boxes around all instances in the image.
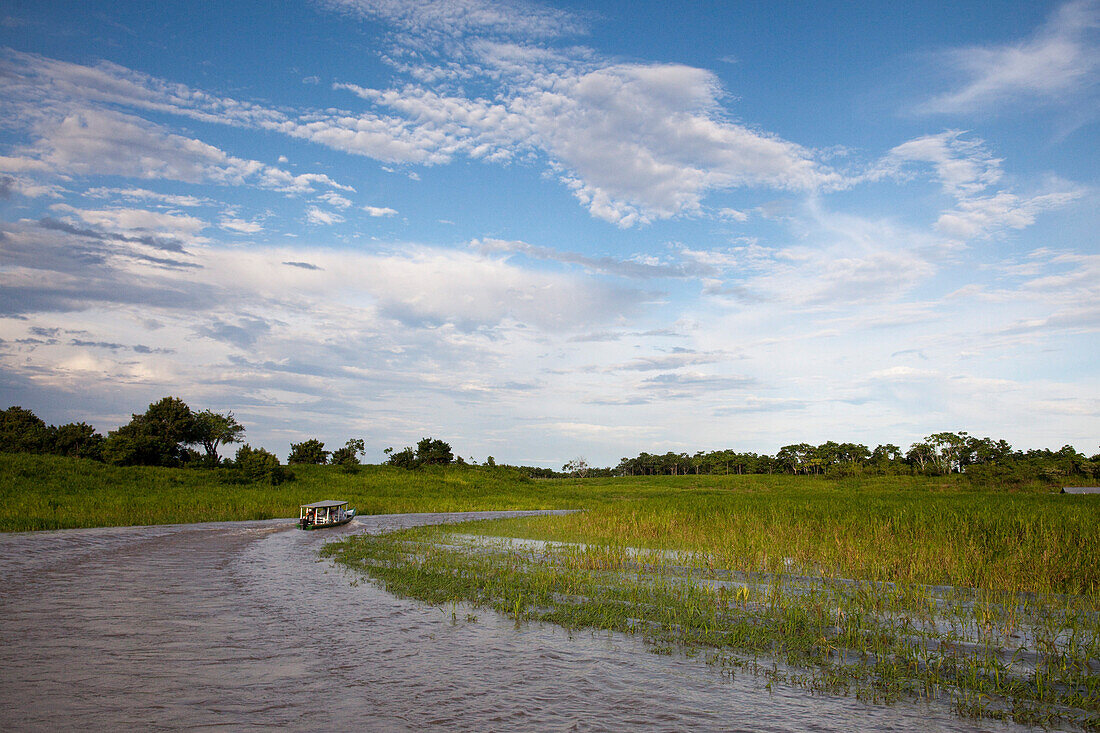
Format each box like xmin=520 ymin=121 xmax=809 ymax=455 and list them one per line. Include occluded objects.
xmin=1 ymin=512 xmax=1036 ymax=731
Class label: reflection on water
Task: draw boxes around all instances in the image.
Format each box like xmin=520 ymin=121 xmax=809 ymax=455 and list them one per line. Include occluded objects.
xmin=0 ymin=513 xmax=1036 ymax=731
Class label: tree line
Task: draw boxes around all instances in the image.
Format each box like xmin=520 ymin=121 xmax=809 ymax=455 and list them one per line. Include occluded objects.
xmin=613 ymin=432 xmax=1099 ymax=485
xmin=3 ymin=400 xmax=1096 ymax=485
xmin=0 ymin=398 xmax=366 ymax=484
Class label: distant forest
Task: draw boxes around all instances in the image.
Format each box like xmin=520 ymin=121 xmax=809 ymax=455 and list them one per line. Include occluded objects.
xmin=2 ymin=397 xmax=1097 ymax=486
xmin=610 ymin=436 xmax=1099 ymax=485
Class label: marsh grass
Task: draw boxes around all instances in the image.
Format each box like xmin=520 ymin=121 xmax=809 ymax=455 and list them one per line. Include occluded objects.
xmin=4 ymin=453 xmax=1049 ymax=535
xmin=455 ymin=486 xmax=1100 ymax=596
xmin=325 ymin=529 xmax=1100 ymax=730
xmin=0 ymin=453 xmax=583 ymax=531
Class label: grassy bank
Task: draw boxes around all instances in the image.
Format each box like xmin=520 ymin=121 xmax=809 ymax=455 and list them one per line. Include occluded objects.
xmin=0 ymin=452 xmax=581 ymax=531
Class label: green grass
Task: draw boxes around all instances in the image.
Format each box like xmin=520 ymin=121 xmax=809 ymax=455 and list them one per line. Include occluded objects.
xmin=454 ymin=481 xmax=1100 ymax=596
xmin=0 ymin=453 xmax=582 ymax=531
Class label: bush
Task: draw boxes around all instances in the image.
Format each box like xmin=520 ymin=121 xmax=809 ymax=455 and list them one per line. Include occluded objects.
xmin=51 ymin=422 xmax=105 ymax=460
xmin=103 ymin=396 xmax=199 ymax=467
xmin=234 ymin=444 xmax=291 ymax=485
xmin=330 ymin=438 xmax=365 ymax=473
xmin=385 ymin=437 xmax=454 ymax=469
xmin=0 ymin=406 xmax=52 ymax=453
xmin=288 ymin=438 xmax=329 ymax=465
xmin=385 ymin=446 xmax=417 ymax=469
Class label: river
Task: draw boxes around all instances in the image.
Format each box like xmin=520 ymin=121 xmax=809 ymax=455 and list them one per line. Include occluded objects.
xmin=0 ymin=512 xmax=1037 ymax=731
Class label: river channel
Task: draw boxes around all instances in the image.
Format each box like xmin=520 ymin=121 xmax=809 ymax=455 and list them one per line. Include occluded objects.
xmin=0 ymin=512 xmax=1038 ymax=731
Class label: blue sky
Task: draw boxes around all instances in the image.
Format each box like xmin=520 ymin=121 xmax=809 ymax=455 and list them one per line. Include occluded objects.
xmin=1 ymin=0 xmax=1097 ymax=466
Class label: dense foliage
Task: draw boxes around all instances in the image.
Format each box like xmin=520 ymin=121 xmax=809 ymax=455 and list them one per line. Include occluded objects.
xmin=287 ymin=438 xmax=329 ymax=465
xmin=4 ymin=401 xmax=1097 ymax=486
xmin=0 ymin=406 xmax=104 ymax=460
xmin=2 ymin=399 xmax=277 ymax=484
xmin=330 ymin=438 xmax=366 ymax=472
xmin=616 ymin=432 xmax=1100 ymax=485
xmin=385 ymin=437 xmax=455 ymax=469
xmin=234 ymin=444 xmax=291 ymax=484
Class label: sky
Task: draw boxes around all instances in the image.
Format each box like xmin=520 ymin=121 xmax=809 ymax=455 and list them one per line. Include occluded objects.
xmin=0 ymin=0 xmax=1097 ymax=467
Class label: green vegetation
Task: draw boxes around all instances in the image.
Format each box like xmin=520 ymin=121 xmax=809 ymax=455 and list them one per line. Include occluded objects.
xmin=331 ymin=438 xmax=367 ymax=472
xmin=454 ymin=480 xmax=1100 ymax=595
xmin=322 ymin=475 xmax=1100 ymax=729
xmin=0 ymin=406 xmax=104 ymax=460
xmin=385 ymin=437 xmax=456 ymax=469
xmin=618 ymin=433 xmax=1100 ymax=486
xmin=0 ymin=452 xmax=582 ymax=531
xmin=287 ymin=438 xmax=330 ymax=465
xmin=5 ymin=401 xmax=1098 ymax=486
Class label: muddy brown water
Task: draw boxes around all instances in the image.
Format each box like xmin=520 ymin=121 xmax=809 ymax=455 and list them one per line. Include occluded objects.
xmin=0 ymin=512 xmax=1036 ymax=731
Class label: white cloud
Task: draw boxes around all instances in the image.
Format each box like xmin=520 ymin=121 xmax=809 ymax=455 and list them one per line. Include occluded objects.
xmin=2 ymin=213 xmax=648 ymax=337
xmin=935 ymin=189 xmax=1083 ymax=239
xmin=700 ymin=203 xmax=942 ymax=309
xmin=475 ymin=237 xmax=706 ymax=279
xmin=717 ymin=207 xmax=749 ymax=222
xmin=363 ymin=205 xmax=398 ymax=217
xmin=4 ymin=40 xmax=839 ymax=227
xmin=85 ymin=187 xmax=209 ymax=207
xmin=868 ymin=366 xmax=939 ymax=381
xmin=318 ymin=191 xmax=353 ymax=209
xmin=305 ymin=206 xmax=345 ymax=225
xmin=881 ymin=131 xmax=1003 ymax=197
xmin=921 ymin=0 xmax=1100 ymax=114
xmin=319 ymin=0 xmax=585 ymax=42
xmin=880 ymin=131 xmax=1082 ymax=241
xmin=0 ymin=174 xmax=63 ymax=198
xmin=527 ymin=64 xmax=839 ymax=225
xmin=219 ymin=217 xmax=264 ymax=234
xmin=338 ymin=62 xmax=839 ymax=226
xmin=51 ymin=203 xmax=208 ymax=243
xmin=13 ymin=107 xmax=350 ymax=194
xmin=2 ymin=36 xmax=840 ymax=227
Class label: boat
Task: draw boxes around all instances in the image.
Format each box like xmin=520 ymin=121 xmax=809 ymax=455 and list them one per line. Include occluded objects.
xmin=298 ymin=500 xmax=357 ymax=530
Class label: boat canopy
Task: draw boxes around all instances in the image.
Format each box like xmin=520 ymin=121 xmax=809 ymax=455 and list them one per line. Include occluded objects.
xmin=300 ymin=500 xmax=348 ymax=509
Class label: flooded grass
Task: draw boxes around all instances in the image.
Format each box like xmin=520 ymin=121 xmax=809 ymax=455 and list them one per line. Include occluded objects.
xmin=325 ymin=506 xmax=1100 ymax=730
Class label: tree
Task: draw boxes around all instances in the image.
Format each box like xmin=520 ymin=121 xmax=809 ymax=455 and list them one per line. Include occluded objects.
xmin=384 ymin=437 xmax=454 ymax=469
xmin=415 ymin=437 xmax=453 ymax=466
xmin=906 ymin=442 xmax=934 ymax=473
xmin=234 ymin=444 xmax=289 ymax=484
xmin=925 ymin=431 xmax=969 ymax=474
xmin=193 ymin=409 xmax=245 ymax=465
xmin=386 ymin=446 xmax=417 ymax=469
xmin=778 ymin=443 xmax=814 ymax=474
xmin=562 ymin=457 xmax=589 ymax=477
xmin=288 ymin=439 xmax=329 ymax=465
xmin=0 ymin=406 xmax=51 ymax=453
xmin=50 ymin=422 xmax=105 ymax=460
xmin=102 ymin=396 xmax=200 ymax=467
xmin=330 ymin=438 xmax=365 ymax=471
